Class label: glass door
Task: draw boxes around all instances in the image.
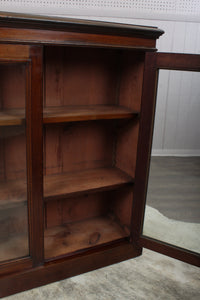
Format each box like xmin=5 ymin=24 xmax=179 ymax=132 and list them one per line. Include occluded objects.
xmin=132 ymin=52 xmax=200 ymax=266
xmin=0 ymin=44 xmax=43 ymax=272
xmin=0 ymin=61 xmax=28 ymax=262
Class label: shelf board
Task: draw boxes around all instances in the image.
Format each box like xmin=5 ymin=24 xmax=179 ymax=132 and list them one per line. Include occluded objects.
xmin=0 ymin=109 xmax=25 ymax=126
xmin=44 ymin=167 xmax=134 ymax=201
xmin=44 ymin=215 xmax=129 ymax=259
xmin=0 ymin=179 xmax=27 ymax=210
xmin=0 ymin=168 xmax=133 ymax=210
xmin=43 ymin=105 xmax=138 ymax=123
xmin=0 ymin=106 xmax=138 ymax=126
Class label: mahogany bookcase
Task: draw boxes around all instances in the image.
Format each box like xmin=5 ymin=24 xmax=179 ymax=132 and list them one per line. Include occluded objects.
xmin=0 ymin=12 xmax=199 ymax=298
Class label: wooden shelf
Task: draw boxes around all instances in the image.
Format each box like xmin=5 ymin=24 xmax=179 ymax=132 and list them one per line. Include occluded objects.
xmin=0 ymin=106 xmax=138 ymax=127
xmin=0 ymin=168 xmax=133 ymax=209
xmin=0 ymin=179 xmax=27 ymax=210
xmin=0 ymin=109 xmax=25 ymax=126
xmin=44 ymin=215 xmax=129 ymax=259
xmin=43 ymin=105 xmax=138 ymax=124
xmin=44 ymin=167 xmax=134 ymax=201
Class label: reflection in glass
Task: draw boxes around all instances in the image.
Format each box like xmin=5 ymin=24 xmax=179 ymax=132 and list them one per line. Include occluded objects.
xmin=143 ymin=70 xmax=200 ymax=253
xmin=0 ymin=63 xmax=29 ymax=262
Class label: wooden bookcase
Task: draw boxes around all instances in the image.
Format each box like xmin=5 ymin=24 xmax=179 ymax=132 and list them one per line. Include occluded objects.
xmin=0 ymin=12 xmax=199 ymax=298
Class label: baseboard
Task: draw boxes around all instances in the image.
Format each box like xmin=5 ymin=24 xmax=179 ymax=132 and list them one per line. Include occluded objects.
xmin=152 ymin=149 xmax=200 ymax=157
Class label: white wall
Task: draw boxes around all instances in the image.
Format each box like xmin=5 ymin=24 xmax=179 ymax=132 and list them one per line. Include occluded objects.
xmin=132 ymin=19 xmax=200 ymax=156
xmin=1 ymin=3 xmax=200 ymax=155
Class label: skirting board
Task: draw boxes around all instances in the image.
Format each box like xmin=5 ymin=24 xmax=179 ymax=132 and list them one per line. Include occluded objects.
xmin=152 ymin=149 xmax=200 ymax=157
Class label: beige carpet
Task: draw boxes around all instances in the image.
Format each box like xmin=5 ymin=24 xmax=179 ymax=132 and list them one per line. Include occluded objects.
xmin=144 ymin=206 xmax=200 ymax=253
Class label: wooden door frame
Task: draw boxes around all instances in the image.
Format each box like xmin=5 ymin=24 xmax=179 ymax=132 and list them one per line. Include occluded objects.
xmin=0 ymin=44 xmax=44 ymax=276
xmin=132 ymin=52 xmax=200 ymax=267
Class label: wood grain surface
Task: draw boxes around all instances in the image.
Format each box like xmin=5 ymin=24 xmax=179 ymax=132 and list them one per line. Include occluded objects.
xmin=0 ymin=105 xmax=137 ymax=126
xmin=44 ymin=167 xmax=134 ymax=201
xmin=44 ymin=105 xmax=137 ymax=123
xmin=44 ymin=215 xmax=129 ymax=259
xmin=0 ymin=167 xmax=134 ymax=209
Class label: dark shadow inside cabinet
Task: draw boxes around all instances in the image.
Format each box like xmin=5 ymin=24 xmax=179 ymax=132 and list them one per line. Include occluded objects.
xmin=43 ymin=46 xmax=144 ymax=260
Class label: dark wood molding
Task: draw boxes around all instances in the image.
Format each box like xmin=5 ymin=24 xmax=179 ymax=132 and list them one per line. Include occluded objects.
xmin=27 ymin=46 xmax=44 ymax=267
xmin=139 ymin=236 xmax=200 ymax=267
xmin=156 ymin=53 xmax=200 ymax=71
xmin=131 ymin=52 xmax=158 ymax=243
xmin=0 ymin=257 xmax=32 ymax=276
xmin=0 ymin=11 xmax=164 ymax=39
xmin=0 ymin=241 xmax=141 ymax=298
xmin=0 ymin=27 xmax=157 ymax=50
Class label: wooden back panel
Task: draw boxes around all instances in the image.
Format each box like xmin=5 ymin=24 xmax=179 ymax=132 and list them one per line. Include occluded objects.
xmin=45 ymin=47 xmax=120 ymax=107
xmin=44 ymin=121 xmax=116 ymax=175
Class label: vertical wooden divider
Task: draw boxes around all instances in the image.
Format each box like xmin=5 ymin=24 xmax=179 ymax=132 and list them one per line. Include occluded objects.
xmin=27 ymin=46 xmax=44 ymax=267
xmin=131 ymin=52 xmax=158 ymax=245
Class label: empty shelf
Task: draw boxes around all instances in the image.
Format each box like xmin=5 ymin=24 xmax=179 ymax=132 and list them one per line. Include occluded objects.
xmin=0 ymin=168 xmax=133 ymax=210
xmin=44 ymin=167 xmax=134 ymax=201
xmin=44 ymin=215 xmax=129 ymax=259
xmin=0 ymin=106 xmax=138 ymax=127
xmin=43 ymin=105 xmax=138 ymax=123
xmin=0 ymin=109 xmax=25 ymax=126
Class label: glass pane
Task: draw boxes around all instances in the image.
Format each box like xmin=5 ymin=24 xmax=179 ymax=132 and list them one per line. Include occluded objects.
xmin=0 ymin=63 xmax=29 ymax=262
xmin=143 ymin=70 xmax=200 ymax=253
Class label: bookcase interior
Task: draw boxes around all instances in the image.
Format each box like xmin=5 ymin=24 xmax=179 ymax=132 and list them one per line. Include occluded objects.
xmin=43 ymin=46 xmax=144 ymax=259
xmin=0 ymin=46 xmax=145 ymax=262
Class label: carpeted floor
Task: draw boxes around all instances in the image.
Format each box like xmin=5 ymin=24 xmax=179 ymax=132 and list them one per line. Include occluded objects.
xmin=4 ymin=248 xmax=200 ymax=300
xmin=143 ymin=206 xmax=200 ymax=253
